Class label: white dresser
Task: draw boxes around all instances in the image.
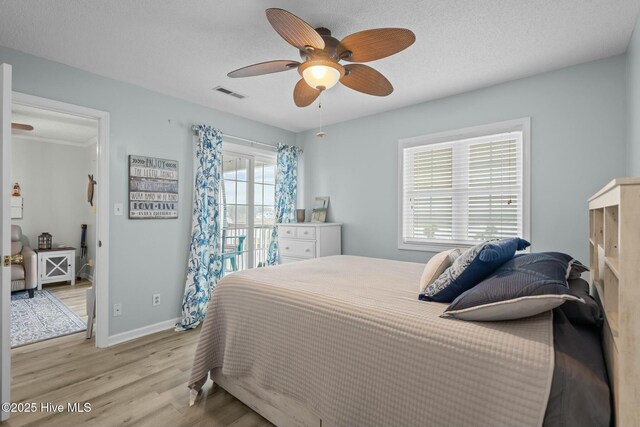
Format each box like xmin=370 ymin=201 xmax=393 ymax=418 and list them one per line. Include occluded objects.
xmin=277 ymin=223 xmax=342 ymax=264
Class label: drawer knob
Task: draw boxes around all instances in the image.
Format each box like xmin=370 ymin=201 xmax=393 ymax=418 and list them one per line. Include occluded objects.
xmin=285 ymin=247 xmax=290 ymax=250
xmin=286 ymin=230 xmax=291 ymax=234
xmin=305 ymin=249 xmax=310 ymax=252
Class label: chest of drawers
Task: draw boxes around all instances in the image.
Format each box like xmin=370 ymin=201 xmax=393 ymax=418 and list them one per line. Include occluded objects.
xmin=277 ymin=223 xmax=341 ymax=264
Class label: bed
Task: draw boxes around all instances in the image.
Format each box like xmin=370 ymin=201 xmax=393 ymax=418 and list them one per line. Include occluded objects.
xmin=188 ymin=254 xmax=612 ymax=427
xmin=188 ymin=179 xmax=640 ymax=427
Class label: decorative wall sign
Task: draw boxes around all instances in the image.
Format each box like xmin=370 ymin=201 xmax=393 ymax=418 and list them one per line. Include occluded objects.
xmin=129 ymin=155 xmax=179 ymax=219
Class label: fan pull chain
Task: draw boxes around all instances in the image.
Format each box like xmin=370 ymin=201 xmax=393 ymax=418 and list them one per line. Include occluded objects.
xmin=316 ymin=92 xmax=326 ymax=138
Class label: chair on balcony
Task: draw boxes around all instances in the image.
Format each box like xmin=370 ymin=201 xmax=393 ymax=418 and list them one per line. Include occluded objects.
xmin=221 ymin=232 xmax=246 ymax=276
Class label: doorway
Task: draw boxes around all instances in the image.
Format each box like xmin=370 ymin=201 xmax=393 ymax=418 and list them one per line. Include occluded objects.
xmin=10 ymin=92 xmax=110 ymax=348
xmin=1 ymin=66 xmax=112 ymax=422
xmin=10 ymin=103 xmax=98 ymax=347
xmin=1 ymin=84 xmax=111 ymax=421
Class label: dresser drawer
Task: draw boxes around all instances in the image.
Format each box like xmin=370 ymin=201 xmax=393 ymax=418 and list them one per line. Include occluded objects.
xmin=279 ymin=256 xmax=303 ymax=264
xmin=296 ymin=227 xmax=316 ymax=240
xmin=279 ymin=238 xmax=315 ymax=259
xmin=279 ymin=226 xmax=297 ymax=239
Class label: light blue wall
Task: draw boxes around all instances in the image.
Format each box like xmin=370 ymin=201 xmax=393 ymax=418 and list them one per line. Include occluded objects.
xmin=299 ymin=55 xmax=628 ymax=265
xmin=0 ymin=46 xmax=296 ymax=335
xmin=628 ymin=16 xmax=640 ymax=175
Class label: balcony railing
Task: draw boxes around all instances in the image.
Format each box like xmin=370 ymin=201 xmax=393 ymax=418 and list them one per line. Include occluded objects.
xmin=221 ymin=225 xmax=273 ymax=276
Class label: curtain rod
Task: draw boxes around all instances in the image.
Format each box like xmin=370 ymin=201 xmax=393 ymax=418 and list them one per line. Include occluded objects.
xmin=191 ymin=125 xmax=277 ymax=151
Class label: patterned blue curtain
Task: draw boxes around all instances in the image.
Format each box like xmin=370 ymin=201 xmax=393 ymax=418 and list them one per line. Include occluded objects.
xmin=266 ymin=144 xmax=303 ymax=265
xmin=176 ymin=125 xmax=224 ymax=331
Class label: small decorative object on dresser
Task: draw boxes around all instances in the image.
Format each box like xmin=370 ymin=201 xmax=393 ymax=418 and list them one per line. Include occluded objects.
xmin=36 ymin=246 xmax=76 ymax=290
xmin=277 ymin=223 xmax=341 ymax=264
xmin=296 ymin=209 xmax=306 ymax=223
xmin=311 ymin=196 xmax=329 ymax=223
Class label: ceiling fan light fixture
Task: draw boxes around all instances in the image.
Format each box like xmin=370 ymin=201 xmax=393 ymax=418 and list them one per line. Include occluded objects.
xmin=228 ymin=8 xmax=416 ymax=107
xmin=299 ymin=60 xmax=344 ymax=91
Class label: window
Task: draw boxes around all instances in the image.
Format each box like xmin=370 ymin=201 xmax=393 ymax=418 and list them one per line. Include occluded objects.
xmin=398 ymin=119 xmax=530 ymax=251
xmin=221 ymin=143 xmax=277 ymax=274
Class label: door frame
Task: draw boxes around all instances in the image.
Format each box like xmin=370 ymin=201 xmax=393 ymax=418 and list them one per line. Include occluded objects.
xmin=1 ymin=63 xmax=12 ymax=423
xmin=221 ymin=141 xmax=276 ymax=270
xmin=12 ymin=92 xmax=110 ymax=349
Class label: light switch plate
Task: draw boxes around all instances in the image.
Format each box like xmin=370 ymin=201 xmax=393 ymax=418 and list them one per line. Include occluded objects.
xmin=114 ymin=203 xmax=124 ymax=216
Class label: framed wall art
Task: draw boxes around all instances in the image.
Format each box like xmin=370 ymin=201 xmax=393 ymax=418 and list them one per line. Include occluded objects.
xmin=129 ymin=155 xmax=179 ymax=219
xmin=311 ymin=196 xmax=329 ymax=223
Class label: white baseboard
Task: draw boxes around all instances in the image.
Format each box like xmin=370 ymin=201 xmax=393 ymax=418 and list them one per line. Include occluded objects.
xmin=76 ymin=271 xmax=93 ymax=282
xmin=106 ymin=317 xmax=180 ymax=347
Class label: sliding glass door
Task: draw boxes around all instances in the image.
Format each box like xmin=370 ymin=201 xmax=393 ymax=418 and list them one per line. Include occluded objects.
xmin=221 ymin=148 xmax=275 ymax=275
xmin=252 ymin=159 xmax=276 ymax=266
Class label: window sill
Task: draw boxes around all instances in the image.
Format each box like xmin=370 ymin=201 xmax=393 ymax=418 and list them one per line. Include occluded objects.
xmin=398 ymin=241 xmax=473 ymax=253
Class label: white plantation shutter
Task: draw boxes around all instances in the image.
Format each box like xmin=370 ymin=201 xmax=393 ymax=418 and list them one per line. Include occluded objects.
xmin=400 ymin=126 xmax=526 ymax=249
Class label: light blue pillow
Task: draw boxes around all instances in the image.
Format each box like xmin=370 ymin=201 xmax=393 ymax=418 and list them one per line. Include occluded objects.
xmin=419 ymin=237 xmax=530 ymax=303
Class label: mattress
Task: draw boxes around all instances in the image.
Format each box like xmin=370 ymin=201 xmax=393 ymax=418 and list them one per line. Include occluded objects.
xmin=189 ymin=255 xmax=555 ymax=427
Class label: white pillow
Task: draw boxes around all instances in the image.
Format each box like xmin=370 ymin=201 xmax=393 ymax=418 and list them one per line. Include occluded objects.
xmin=419 ymin=249 xmax=461 ymax=293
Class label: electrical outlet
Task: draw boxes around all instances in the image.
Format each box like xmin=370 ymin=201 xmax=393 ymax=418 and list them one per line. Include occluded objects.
xmin=152 ymin=294 xmax=161 ymax=306
xmin=113 ymin=303 xmax=122 ymax=317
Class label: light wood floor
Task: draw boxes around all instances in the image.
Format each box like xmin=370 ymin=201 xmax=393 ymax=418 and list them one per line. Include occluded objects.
xmin=4 ymin=292 xmax=272 ymax=427
xmin=46 ymin=280 xmax=91 ymax=323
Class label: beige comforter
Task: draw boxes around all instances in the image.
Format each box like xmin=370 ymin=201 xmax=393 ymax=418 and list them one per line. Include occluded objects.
xmin=189 ymin=255 xmax=554 ymax=427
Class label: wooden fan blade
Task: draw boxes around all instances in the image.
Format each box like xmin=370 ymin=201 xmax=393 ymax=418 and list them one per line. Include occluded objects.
xmin=339 ymin=28 xmax=415 ymax=62
xmin=293 ymin=79 xmax=320 ymax=107
xmin=266 ymin=8 xmax=325 ymax=51
xmin=11 ymin=122 xmax=34 ymax=131
xmin=228 ymin=60 xmax=300 ymax=78
xmin=341 ymin=64 xmax=393 ymax=96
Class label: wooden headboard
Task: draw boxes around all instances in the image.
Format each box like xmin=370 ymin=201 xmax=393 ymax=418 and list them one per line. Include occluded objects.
xmin=588 ymin=178 xmax=640 ymax=426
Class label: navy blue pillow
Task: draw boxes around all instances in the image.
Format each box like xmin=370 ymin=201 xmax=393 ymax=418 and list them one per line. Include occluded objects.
xmin=441 ymin=252 xmax=586 ymax=321
xmin=419 ymin=237 xmax=530 ymax=303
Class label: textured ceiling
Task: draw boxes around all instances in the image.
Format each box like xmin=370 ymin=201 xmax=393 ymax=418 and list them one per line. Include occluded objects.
xmin=0 ymin=0 xmax=638 ymax=132
xmin=12 ymin=104 xmax=98 ymax=147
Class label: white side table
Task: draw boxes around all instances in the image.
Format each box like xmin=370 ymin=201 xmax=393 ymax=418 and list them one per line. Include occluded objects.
xmin=36 ymin=247 xmax=76 ymax=290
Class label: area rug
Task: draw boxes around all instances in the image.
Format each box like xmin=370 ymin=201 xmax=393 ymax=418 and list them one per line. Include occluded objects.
xmin=11 ymin=290 xmax=86 ymax=348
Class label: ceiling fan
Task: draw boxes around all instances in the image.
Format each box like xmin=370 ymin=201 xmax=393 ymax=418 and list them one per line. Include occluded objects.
xmin=228 ymin=8 xmax=416 ymax=107
xmin=11 ymin=122 xmax=34 ymax=131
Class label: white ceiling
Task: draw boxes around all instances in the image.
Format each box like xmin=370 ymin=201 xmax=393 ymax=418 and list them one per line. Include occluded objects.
xmin=0 ymin=1 xmax=638 ymax=132
xmin=12 ymin=104 xmax=98 ymax=147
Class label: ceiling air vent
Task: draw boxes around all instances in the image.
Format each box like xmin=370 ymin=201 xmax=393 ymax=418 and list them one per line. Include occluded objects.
xmin=212 ymin=86 xmax=246 ymax=99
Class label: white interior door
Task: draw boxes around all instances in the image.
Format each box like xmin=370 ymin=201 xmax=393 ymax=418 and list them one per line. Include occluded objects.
xmin=0 ymin=63 xmax=12 ymax=421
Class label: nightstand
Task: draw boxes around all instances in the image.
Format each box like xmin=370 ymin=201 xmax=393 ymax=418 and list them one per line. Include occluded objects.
xmin=35 ymin=247 xmax=76 ymax=289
